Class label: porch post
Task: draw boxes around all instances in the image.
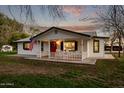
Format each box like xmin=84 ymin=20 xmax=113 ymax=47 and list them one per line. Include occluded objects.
xmin=39 ymin=40 xmax=41 ymax=58
xmin=81 ymin=39 xmax=84 ymax=62
xmin=48 ymin=40 xmax=50 ymax=58
xmin=62 ymin=39 xmax=64 ymax=59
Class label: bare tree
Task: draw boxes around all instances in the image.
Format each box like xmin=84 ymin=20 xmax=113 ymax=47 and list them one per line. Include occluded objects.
xmin=7 ymin=5 xmax=65 ymax=24
xmin=99 ymin=5 xmax=124 ymax=57
xmin=80 ymin=5 xmax=124 ymax=57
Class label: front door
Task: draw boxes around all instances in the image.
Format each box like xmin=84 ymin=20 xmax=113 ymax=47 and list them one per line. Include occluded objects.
xmin=50 ymin=41 xmax=57 ymax=57
xmin=50 ymin=41 xmax=57 ymax=52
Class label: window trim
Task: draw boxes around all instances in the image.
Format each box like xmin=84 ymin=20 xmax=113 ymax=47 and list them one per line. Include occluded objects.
xmin=93 ymin=39 xmax=100 ymax=53
xmin=23 ymin=42 xmax=31 ymax=50
xmin=63 ymin=41 xmax=77 ymax=51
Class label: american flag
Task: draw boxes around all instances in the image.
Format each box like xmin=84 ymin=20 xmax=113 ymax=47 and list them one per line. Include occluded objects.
xmin=29 ymin=39 xmax=36 ymax=51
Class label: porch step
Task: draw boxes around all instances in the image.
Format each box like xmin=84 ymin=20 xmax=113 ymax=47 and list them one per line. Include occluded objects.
xmin=24 ymin=57 xmax=96 ymax=65
xmin=27 ymin=57 xmax=83 ymax=63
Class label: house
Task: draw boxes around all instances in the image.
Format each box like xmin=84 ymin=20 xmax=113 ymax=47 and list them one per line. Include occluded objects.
xmin=15 ymin=27 xmax=108 ymax=63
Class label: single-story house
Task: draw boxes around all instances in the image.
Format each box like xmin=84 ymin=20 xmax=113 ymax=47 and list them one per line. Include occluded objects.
xmin=15 ymin=27 xmax=108 ymax=63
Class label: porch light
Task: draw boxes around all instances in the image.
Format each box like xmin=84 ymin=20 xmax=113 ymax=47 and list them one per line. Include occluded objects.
xmin=56 ymin=40 xmax=61 ymax=45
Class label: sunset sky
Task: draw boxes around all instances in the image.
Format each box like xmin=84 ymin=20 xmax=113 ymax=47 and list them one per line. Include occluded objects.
xmin=0 ymin=5 xmax=106 ymax=32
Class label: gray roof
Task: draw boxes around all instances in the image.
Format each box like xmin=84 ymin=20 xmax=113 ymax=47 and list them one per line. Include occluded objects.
xmin=14 ymin=37 xmax=31 ymax=43
xmin=15 ymin=27 xmax=108 ymax=43
xmin=81 ymin=32 xmax=97 ymax=36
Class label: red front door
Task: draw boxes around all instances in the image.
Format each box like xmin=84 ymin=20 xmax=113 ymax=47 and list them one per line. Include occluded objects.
xmin=50 ymin=41 xmax=57 ymax=52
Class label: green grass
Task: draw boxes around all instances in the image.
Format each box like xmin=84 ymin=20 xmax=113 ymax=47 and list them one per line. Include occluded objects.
xmin=0 ymin=74 xmax=108 ymax=88
xmin=61 ymin=70 xmax=83 ymax=78
xmin=0 ymin=51 xmax=17 ymax=57
xmin=0 ymin=52 xmax=124 ymax=87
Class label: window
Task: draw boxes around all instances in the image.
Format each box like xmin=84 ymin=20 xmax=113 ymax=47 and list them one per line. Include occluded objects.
xmin=93 ymin=40 xmax=99 ymax=53
xmin=64 ymin=41 xmax=77 ymax=51
xmin=23 ymin=42 xmax=31 ymax=50
xmin=54 ymin=30 xmax=58 ymax=34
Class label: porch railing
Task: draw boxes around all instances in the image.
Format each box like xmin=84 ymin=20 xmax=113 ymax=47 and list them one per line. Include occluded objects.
xmin=55 ymin=51 xmax=82 ymax=61
xmin=40 ymin=51 xmax=49 ymax=57
xmin=40 ymin=51 xmax=82 ymax=61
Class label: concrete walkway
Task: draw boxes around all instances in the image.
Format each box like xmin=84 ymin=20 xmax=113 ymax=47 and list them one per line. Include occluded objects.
xmin=83 ymin=58 xmax=96 ymax=65
xmin=82 ymin=54 xmax=115 ymax=65
xmin=103 ymin=54 xmax=115 ymax=59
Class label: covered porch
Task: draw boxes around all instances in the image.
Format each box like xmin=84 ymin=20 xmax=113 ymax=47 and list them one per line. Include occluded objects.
xmin=37 ymin=38 xmax=88 ymax=62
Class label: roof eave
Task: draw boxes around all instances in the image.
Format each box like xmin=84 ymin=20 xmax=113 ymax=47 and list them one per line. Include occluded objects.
xmin=30 ymin=26 xmax=91 ymax=40
xmin=13 ymin=40 xmax=31 ymax=43
xmin=92 ymin=36 xmax=109 ymax=39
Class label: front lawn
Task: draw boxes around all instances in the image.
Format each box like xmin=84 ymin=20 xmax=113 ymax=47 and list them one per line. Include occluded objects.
xmin=0 ymin=51 xmax=17 ymax=57
xmin=0 ymin=52 xmax=124 ymax=88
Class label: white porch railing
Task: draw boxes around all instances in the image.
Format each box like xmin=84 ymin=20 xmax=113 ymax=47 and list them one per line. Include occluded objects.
xmin=40 ymin=51 xmax=82 ymax=61
xmin=55 ymin=51 xmax=82 ymax=61
xmin=40 ymin=51 xmax=49 ymax=57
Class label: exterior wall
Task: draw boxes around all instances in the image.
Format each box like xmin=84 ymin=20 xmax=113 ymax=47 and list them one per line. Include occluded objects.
xmin=43 ymin=42 xmax=49 ymax=51
xmin=17 ymin=42 xmax=40 ymax=56
xmin=81 ymin=39 xmax=88 ymax=60
xmin=87 ymin=38 xmax=105 ymax=58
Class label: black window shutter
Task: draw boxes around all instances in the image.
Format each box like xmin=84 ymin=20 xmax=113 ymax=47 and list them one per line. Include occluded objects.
xmin=41 ymin=42 xmax=44 ymax=51
xmin=61 ymin=41 xmax=63 ymax=51
xmin=75 ymin=41 xmax=78 ymax=51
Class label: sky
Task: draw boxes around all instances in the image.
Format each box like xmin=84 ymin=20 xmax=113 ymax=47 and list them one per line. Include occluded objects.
xmin=0 ymin=5 xmax=106 ymax=32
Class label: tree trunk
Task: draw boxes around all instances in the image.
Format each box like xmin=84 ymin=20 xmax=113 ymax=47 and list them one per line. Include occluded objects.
xmin=110 ymin=42 xmax=113 ymax=54
xmin=118 ymin=36 xmax=121 ymax=57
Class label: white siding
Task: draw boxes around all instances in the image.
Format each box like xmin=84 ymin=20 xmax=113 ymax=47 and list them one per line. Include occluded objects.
xmin=81 ymin=39 xmax=88 ymax=60
xmin=87 ymin=38 xmax=105 ymax=58
xmin=74 ymin=39 xmax=82 ymax=51
xmin=43 ymin=42 xmax=49 ymax=51
xmin=17 ymin=42 xmax=40 ymax=56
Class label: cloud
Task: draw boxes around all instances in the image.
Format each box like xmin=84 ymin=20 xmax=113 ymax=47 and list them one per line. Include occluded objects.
xmin=62 ymin=6 xmax=86 ymax=17
xmin=60 ymin=24 xmax=102 ymax=32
